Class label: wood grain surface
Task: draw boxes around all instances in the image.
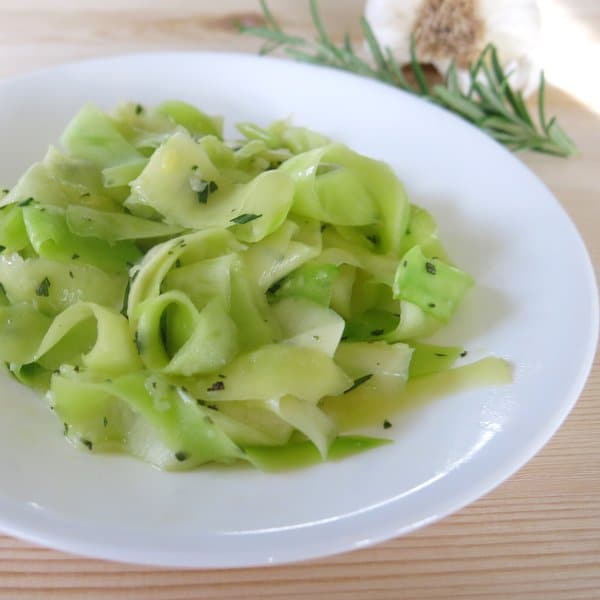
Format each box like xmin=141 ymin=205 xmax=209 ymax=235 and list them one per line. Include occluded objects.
xmin=0 ymin=1 xmax=598 ymax=598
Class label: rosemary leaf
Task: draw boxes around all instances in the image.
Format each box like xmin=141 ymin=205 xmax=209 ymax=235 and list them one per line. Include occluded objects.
xmin=384 ymin=47 xmax=413 ymax=91
xmin=538 ymin=71 xmax=549 ymax=132
xmin=285 ymin=47 xmax=335 ymax=67
xmin=409 ymin=35 xmax=430 ymax=96
xmin=432 ymin=85 xmax=486 ymax=122
xmin=259 ymin=0 xmax=281 ymax=31
xmin=361 ymin=17 xmax=393 ymax=82
xmin=445 ymin=62 xmax=461 ymax=96
xmin=343 ymin=32 xmax=353 ymax=54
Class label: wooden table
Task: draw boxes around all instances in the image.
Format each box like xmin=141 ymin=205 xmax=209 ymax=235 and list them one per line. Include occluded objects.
xmin=0 ymin=1 xmax=598 ymax=598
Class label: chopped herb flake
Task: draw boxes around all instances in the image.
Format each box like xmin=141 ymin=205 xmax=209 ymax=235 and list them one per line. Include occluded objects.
xmin=191 ymin=164 xmax=198 ymax=171
xmin=175 ymin=451 xmax=189 ymax=462
xmin=383 ymin=420 xmax=392 ymax=429
xmin=402 ymin=260 xmax=408 ymax=267
xmin=345 ymin=373 xmax=373 ymax=393
xmin=196 ymin=180 xmax=218 ymax=204
xmin=231 ymin=213 xmax=261 ymax=225
xmin=218 ymin=374 xmax=226 ymax=379
xmin=134 ymin=331 xmax=142 ymax=354
xmin=366 ymin=234 xmax=379 ymax=245
xmin=0 ymin=245 xmax=5 ymax=253
xmin=63 ymin=422 xmax=69 ymax=436
xmin=267 ymin=280 xmax=282 ymax=295
xmin=460 ymin=350 xmax=468 ymax=357
xmin=18 ymin=197 xmax=34 ymax=207
xmin=370 ymin=329 xmax=384 ymax=336
xmin=35 ymin=277 xmax=51 ymax=297
xmin=434 ymin=353 xmax=447 ymax=357
xmin=72 ymin=253 xmax=80 ymax=260
xmin=135 ymin=104 xmax=144 ymax=115
xmin=80 ymin=192 xmax=91 ymax=198
xmin=103 ymin=416 xmax=108 ymax=427
xmin=425 ymin=261 xmax=437 ymax=275
xmin=81 ymin=438 xmax=93 ymax=450
xmin=0 ymin=282 xmax=5 ymax=296
xmin=428 ymin=302 xmax=436 ymax=308
xmin=207 ymin=381 xmax=225 ymax=392
xmin=69 ymin=270 xmax=74 ymax=279
xmin=121 ymin=277 xmax=132 ymax=316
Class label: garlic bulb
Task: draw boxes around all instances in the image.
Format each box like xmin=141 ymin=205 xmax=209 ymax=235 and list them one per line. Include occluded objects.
xmin=365 ymin=0 xmax=542 ymax=97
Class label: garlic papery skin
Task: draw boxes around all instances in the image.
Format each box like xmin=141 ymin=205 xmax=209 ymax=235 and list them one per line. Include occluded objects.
xmin=365 ymin=0 xmax=542 ymax=97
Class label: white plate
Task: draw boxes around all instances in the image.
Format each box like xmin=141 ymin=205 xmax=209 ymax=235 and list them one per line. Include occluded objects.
xmin=0 ymin=52 xmax=596 ymax=568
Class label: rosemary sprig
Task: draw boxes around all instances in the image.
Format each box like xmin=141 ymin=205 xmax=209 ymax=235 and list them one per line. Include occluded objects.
xmin=241 ymin=0 xmax=576 ymax=158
